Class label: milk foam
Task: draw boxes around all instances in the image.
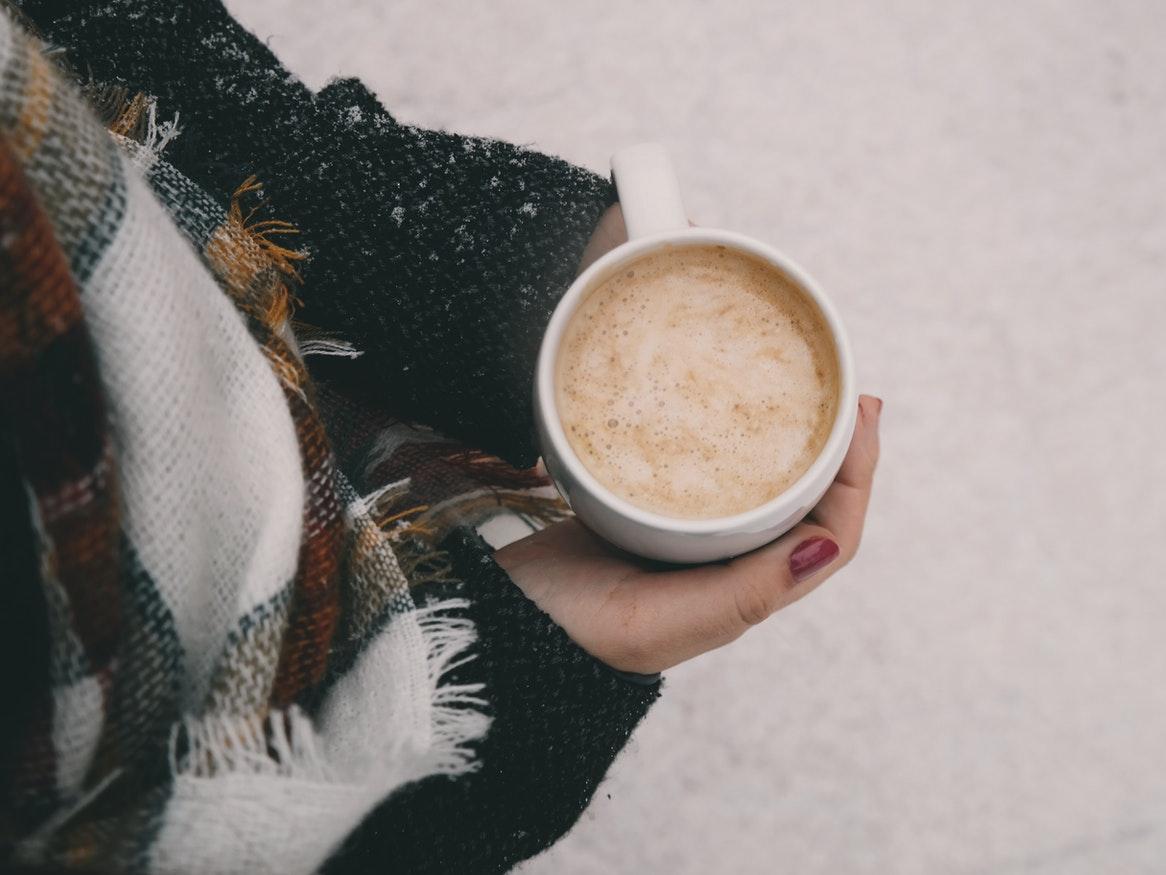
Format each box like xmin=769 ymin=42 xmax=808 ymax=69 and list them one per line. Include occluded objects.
xmin=556 ymin=245 xmax=839 ymax=520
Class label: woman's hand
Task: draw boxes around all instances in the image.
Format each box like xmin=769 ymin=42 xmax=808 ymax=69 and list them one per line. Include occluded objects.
xmin=495 ymin=395 xmax=882 ymax=675
xmin=577 ymin=203 xmax=628 ymax=273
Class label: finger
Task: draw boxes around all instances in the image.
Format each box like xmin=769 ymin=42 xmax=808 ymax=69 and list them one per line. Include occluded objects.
xmin=808 ymin=394 xmax=882 ymax=559
xmin=610 ymin=519 xmax=840 ymax=672
xmin=837 ymin=394 xmax=882 ymax=490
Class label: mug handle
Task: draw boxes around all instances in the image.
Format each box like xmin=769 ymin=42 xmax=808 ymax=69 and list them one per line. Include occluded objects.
xmin=610 ymin=143 xmax=689 ymax=240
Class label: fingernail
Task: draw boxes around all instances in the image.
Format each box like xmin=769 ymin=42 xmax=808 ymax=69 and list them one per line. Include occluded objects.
xmin=789 ymin=537 xmax=840 ymax=583
xmin=870 ymin=396 xmax=883 ymax=415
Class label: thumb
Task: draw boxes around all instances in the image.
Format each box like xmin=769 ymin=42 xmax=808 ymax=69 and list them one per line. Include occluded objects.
xmin=608 ymin=521 xmax=841 ymax=674
xmin=716 ymin=523 xmax=844 ymax=629
xmin=549 ymin=397 xmax=881 ymax=675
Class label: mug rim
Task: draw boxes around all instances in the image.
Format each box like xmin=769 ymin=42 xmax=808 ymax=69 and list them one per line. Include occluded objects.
xmin=535 ymin=227 xmax=857 ymax=536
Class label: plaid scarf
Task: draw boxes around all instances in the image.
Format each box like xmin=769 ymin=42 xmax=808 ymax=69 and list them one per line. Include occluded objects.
xmin=0 ymin=12 xmax=568 ymax=872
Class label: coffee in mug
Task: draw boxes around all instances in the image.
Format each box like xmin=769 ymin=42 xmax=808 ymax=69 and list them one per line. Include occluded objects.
xmin=534 ymin=143 xmax=856 ymax=562
xmin=555 ymin=244 xmax=839 ymax=519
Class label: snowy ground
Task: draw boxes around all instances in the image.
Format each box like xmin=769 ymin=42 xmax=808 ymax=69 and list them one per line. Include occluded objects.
xmin=230 ymin=2 xmax=1166 ymax=872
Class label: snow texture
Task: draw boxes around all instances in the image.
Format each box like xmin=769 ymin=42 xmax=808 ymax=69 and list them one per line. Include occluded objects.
xmin=229 ymin=2 xmax=1166 ymax=873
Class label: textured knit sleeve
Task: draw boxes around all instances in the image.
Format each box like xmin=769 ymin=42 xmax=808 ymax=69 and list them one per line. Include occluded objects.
xmin=20 ymin=0 xmax=615 ymax=468
xmin=321 ymin=528 xmax=661 ymax=875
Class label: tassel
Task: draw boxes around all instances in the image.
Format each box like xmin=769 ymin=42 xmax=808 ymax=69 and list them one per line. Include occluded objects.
xmin=108 ymin=91 xmax=150 ymax=139
xmin=82 ymin=83 xmax=133 ymax=128
xmin=441 ymin=447 xmax=552 ymax=490
xmin=292 ymin=321 xmax=363 ymax=359
xmin=206 ymin=175 xmax=309 ymax=335
xmin=227 ymin=175 xmax=308 ymax=282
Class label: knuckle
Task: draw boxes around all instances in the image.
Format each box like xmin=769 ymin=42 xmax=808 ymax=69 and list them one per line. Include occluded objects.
xmin=605 ymin=596 xmax=653 ymax=672
xmin=608 ymin=637 xmax=651 ymax=674
xmin=733 ymin=572 xmax=782 ymax=627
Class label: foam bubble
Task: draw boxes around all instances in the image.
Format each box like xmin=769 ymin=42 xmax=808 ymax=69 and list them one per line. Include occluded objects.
xmin=556 ymin=245 xmax=839 ymax=519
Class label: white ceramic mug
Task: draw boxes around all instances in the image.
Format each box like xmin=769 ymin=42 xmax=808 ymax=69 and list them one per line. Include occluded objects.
xmin=534 ymin=143 xmax=857 ymax=563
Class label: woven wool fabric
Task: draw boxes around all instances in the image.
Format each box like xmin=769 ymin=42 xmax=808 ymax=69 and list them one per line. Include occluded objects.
xmin=2 ymin=2 xmax=665 ymax=872
xmin=0 ymin=13 xmax=500 ymax=871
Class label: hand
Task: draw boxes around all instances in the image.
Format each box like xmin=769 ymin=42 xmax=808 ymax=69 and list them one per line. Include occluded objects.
xmin=495 ymin=395 xmax=883 ymax=675
xmin=577 ymin=203 xmax=628 ymax=273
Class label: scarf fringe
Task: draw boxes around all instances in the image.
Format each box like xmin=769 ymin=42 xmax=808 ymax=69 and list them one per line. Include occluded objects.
xmin=412 ymin=600 xmax=490 ymax=776
xmin=348 ymin=476 xmax=412 ymax=520
xmin=292 ymin=320 xmax=363 ymax=360
xmin=166 ymin=599 xmax=487 ymax=787
xmin=92 ymin=87 xmax=181 ymax=164
xmin=396 ymin=542 xmax=455 ymax=587
xmin=227 ymin=175 xmax=308 ymax=282
xmin=169 ymin=707 xmax=332 ymax=783
xmin=296 ymin=336 xmax=363 ymax=359
xmin=441 ymin=446 xmax=551 ymax=490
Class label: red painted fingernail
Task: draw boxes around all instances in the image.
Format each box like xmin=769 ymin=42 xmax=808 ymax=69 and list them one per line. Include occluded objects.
xmin=788 ymin=537 xmax=840 ymax=583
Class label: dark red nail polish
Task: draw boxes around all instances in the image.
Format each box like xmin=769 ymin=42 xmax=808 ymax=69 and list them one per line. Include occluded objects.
xmin=788 ymin=537 xmax=840 ymax=583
